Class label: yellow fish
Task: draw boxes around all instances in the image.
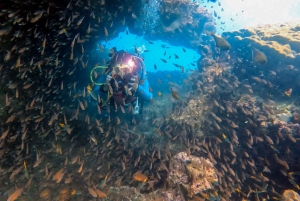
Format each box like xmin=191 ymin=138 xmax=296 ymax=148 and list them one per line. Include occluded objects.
xmin=133 ymin=172 xmax=148 ymax=182
xmin=87 ymin=85 xmax=97 ymax=100
xmin=23 ymin=161 xmax=29 ymax=179
xmin=210 ymin=33 xmax=230 ymax=50
xmin=252 ymin=47 xmax=267 ymax=64
xmin=285 ymin=88 xmax=292 ymax=97
xmin=170 ymin=87 xmax=179 ymax=100
xmin=87 ymin=85 xmax=92 ymax=92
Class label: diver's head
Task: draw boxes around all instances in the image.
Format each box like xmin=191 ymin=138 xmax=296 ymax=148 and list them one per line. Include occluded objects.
xmin=109 ymin=50 xmax=143 ymax=74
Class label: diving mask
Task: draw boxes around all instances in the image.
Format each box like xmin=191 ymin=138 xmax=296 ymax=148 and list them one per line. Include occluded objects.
xmin=113 ymin=63 xmax=132 ymax=75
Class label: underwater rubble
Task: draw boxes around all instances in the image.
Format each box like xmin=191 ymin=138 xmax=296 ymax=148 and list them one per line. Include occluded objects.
xmin=105 ymin=186 xmax=186 ymax=201
xmin=106 ymin=186 xmax=148 ymax=201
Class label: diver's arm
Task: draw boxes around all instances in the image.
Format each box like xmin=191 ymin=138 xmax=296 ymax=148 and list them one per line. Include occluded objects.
xmin=137 ymin=85 xmax=152 ymax=102
xmin=136 ymin=75 xmax=152 ymax=102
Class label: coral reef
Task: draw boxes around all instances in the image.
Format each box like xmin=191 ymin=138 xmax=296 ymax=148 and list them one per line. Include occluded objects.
xmin=224 ymin=21 xmax=300 ymax=58
xmin=169 ymin=152 xmax=218 ymax=197
xmin=134 ymin=0 xmax=216 ymax=48
xmin=223 ymin=21 xmax=300 ymax=61
xmin=282 ymin=189 xmax=300 ymax=201
xmin=104 ymin=152 xmax=217 ymax=200
xmin=222 ymin=21 xmax=300 ymax=95
xmin=168 ymin=21 xmax=300 ymax=200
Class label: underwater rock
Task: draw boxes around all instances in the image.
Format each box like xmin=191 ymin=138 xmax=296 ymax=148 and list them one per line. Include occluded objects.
xmin=276 ymin=113 xmax=292 ymax=123
xmin=223 ymin=21 xmax=300 ymax=65
xmin=282 ymin=189 xmax=300 ymax=201
xmin=292 ymin=111 xmax=300 ymax=123
xmin=106 ymin=186 xmax=147 ymax=201
xmin=277 ymin=122 xmax=300 ymax=141
xmin=171 ymin=98 xmax=204 ymax=126
xmin=268 ymin=103 xmax=294 ymax=125
xmin=219 ymin=21 xmax=300 ymax=97
xmin=147 ymin=0 xmax=216 ymax=47
xmin=106 ymin=186 xmax=185 ymax=201
xmin=169 ymin=152 xmax=218 ymax=197
xmin=148 ymin=189 xmax=186 ymax=201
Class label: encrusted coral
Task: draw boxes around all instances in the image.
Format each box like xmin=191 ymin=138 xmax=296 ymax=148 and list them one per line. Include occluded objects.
xmin=282 ymin=189 xmax=300 ymax=201
xmin=223 ymin=21 xmax=300 ymax=65
xmin=169 ymin=152 xmax=218 ymax=197
xmin=158 ymin=0 xmax=215 ymax=47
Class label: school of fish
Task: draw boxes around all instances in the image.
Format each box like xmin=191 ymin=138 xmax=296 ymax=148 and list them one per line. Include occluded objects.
xmin=0 ymin=0 xmax=299 ymax=201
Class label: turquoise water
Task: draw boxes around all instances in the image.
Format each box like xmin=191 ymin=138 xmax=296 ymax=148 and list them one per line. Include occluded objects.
xmin=99 ymin=29 xmax=199 ymax=73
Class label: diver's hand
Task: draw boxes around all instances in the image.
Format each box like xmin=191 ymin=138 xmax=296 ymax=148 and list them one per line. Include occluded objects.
xmin=128 ymin=76 xmax=138 ymax=91
xmin=100 ymin=75 xmax=112 ymax=92
xmin=105 ymin=75 xmax=112 ymax=85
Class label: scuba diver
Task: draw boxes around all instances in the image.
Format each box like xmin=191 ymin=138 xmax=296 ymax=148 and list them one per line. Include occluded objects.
xmin=88 ymin=47 xmax=153 ymax=121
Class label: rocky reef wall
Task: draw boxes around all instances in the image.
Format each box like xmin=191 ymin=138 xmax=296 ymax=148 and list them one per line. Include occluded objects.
xmin=133 ymin=0 xmax=216 ymax=48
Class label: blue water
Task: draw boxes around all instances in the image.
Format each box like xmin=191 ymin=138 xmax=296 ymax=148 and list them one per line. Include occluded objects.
xmin=98 ymin=29 xmax=199 ymax=73
xmin=198 ymin=0 xmax=300 ymax=34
